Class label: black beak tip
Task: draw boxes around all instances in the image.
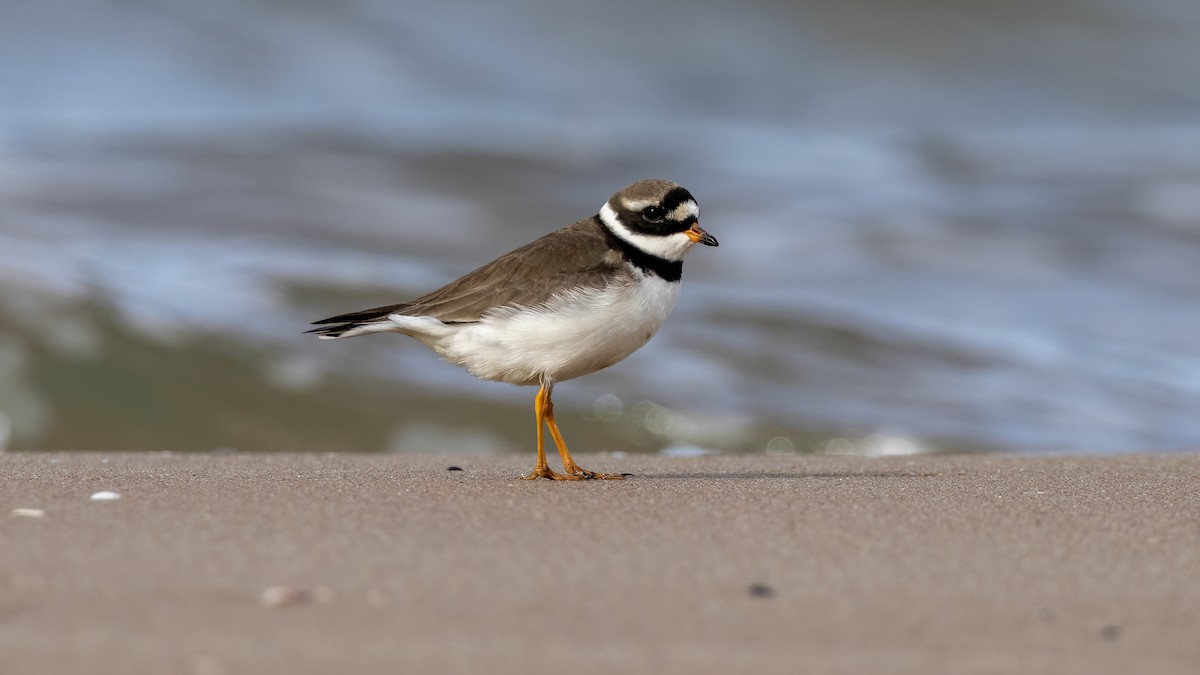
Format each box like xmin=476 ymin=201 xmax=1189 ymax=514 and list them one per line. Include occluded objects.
xmin=703 ymin=233 xmax=719 ymax=247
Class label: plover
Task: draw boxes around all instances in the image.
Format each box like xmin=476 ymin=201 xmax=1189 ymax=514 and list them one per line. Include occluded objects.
xmin=307 ymin=179 xmax=718 ymax=480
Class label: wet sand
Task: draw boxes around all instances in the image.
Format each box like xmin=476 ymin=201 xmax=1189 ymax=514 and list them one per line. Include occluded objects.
xmin=2 ymin=452 xmax=1198 ymax=674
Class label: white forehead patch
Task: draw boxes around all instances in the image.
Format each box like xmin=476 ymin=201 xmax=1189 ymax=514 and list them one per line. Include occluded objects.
xmin=669 ymin=200 xmax=699 ymax=222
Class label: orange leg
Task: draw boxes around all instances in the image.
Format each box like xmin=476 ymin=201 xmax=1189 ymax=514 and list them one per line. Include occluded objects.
xmin=544 ymin=385 xmax=624 ymax=481
xmin=521 ymin=383 xmax=580 ymax=481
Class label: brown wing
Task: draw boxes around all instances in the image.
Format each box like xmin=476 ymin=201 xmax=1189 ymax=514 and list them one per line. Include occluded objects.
xmin=309 ymin=218 xmax=620 ymax=328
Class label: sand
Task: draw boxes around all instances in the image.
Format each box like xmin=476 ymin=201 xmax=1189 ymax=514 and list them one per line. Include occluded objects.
xmin=2 ymin=452 xmax=1198 ymax=675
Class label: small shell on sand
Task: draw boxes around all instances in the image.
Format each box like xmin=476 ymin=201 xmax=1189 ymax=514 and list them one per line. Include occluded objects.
xmin=261 ymin=585 xmax=311 ymax=608
xmin=11 ymin=508 xmax=45 ymax=518
xmin=89 ymin=491 xmax=121 ymax=501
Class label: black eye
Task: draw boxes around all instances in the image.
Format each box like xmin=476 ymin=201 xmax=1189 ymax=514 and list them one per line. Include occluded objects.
xmin=641 ymin=206 xmax=665 ymax=223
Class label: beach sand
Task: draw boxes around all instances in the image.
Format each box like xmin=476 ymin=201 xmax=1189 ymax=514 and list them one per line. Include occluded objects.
xmin=2 ymin=452 xmax=1197 ymax=674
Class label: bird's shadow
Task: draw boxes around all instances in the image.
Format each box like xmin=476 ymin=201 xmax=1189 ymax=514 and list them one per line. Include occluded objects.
xmin=631 ymin=471 xmax=935 ymax=480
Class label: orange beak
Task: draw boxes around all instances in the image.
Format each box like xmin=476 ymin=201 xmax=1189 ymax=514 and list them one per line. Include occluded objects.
xmin=686 ymin=223 xmax=719 ymax=247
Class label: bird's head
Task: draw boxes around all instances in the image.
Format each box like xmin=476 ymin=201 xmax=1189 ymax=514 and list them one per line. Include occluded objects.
xmin=599 ymin=179 xmax=718 ymax=261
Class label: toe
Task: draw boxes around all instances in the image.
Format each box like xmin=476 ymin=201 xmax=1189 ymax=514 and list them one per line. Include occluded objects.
xmin=565 ymin=467 xmax=625 ymax=481
xmin=522 ymin=466 xmax=583 ymax=481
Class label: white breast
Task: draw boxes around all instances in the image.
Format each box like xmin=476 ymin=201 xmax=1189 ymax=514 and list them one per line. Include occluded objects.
xmin=434 ymin=272 xmax=681 ymax=386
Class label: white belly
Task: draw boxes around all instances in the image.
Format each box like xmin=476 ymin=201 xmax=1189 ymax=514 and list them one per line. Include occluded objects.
xmin=434 ymin=275 xmax=681 ymax=386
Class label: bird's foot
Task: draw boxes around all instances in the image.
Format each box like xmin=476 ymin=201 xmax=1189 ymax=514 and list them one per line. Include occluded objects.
xmin=521 ymin=465 xmax=584 ymax=481
xmin=563 ymin=465 xmax=626 ymax=481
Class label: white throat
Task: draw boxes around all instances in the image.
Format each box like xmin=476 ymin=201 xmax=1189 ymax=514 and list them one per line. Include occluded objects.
xmin=598 ymin=202 xmax=695 ymax=262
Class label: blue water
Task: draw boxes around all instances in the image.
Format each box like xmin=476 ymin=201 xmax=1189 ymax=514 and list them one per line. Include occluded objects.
xmin=2 ymin=1 xmax=1200 ymax=454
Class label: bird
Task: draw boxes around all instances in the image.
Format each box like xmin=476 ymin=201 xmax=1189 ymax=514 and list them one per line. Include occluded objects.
xmin=306 ymin=179 xmax=718 ymax=480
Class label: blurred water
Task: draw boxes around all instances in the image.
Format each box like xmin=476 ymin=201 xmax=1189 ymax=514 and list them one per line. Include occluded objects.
xmin=2 ymin=1 xmax=1200 ymax=454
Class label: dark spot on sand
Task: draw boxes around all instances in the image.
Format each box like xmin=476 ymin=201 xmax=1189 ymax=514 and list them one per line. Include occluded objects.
xmin=620 ymin=473 xmax=635 ymax=477
xmin=1100 ymin=625 xmax=1121 ymax=641
xmin=747 ymin=583 xmax=775 ymax=598
xmin=447 ymin=466 xmax=463 ymax=472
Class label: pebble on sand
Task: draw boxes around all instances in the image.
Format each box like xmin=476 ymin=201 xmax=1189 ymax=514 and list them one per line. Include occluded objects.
xmin=11 ymin=508 xmax=45 ymax=518
xmin=261 ymin=586 xmax=312 ymax=608
xmin=90 ymin=491 xmax=121 ymax=501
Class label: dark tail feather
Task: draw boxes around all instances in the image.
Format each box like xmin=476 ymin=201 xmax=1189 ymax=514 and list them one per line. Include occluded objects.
xmin=304 ymin=320 xmax=398 ymax=339
xmin=307 ymin=303 xmax=410 ymax=339
xmin=304 ymin=323 xmax=358 ymax=339
xmin=310 ymin=304 xmax=406 ymax=325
